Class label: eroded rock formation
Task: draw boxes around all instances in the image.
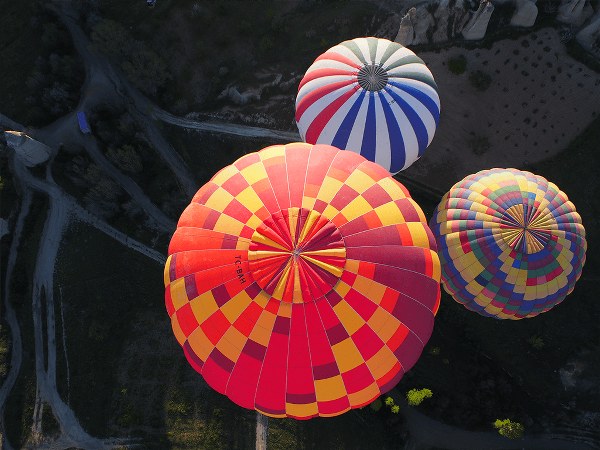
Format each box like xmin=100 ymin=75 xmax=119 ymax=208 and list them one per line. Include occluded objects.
xmin=557 ymin=0 xmax=594 ymax=27
xmin=510 ymin=0 xmax=538 ymax=27
xmin=462 ymin=0 xmax=495 ymax=40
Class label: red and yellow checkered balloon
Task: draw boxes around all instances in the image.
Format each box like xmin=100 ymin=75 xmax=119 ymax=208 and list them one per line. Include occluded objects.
xmin=165 ymin=142 xmax=440 ymax=419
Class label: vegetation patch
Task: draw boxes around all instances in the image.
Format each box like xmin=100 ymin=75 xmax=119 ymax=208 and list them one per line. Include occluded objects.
xmin=55 ymin=220 xmax=165 ymax=437
xmin=448 ymin=55 xmax=467 ymax=75
xmin=468 ymin=70 xmax=492 ymax=91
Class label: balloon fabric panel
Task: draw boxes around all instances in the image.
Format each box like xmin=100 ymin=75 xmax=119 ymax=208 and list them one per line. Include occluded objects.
xmin=296 ymin=37 xmax=440 ymax=174
xmin=165 ymin=142 xmax=440 ymax=419
xmin=430 ymin=168 xmax=586 ymax=319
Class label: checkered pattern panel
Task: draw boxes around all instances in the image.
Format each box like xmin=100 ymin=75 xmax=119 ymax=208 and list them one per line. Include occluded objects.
xmin=430 ymin=168 xmax=587 ymax=320
xmin=165 ymin=142 xmax=440 ymax=419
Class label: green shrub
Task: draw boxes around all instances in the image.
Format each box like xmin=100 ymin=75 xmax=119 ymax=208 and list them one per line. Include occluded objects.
xmin=369 ymin=398 xmax=382 ymax=412
xmin=494 ymin=419 xmax=525 ymax=439
xmin=448 ymin=55 xmax=467 ymax=74
xmin=406 ymin=388 xmax=433 ymax=406
xmin=528 ymin=335 xmax=545 ymax=350
xmin=469 ymin=70 xmax=492 ymax=91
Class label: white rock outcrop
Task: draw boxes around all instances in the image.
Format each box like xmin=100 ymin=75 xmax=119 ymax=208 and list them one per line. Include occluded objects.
xmin=413 ymin=7 xmax=435 ymax=44
xmin=510 ymin=0 xmax=538 ymax=27
xmin=462 ymin=0 xmax=495 ymax=41
xmin=557 ymin=0 xmax=594 ymax=27
xmin=395 ymin=8 xmax=416 ymax=46
xmin=4 ymin=131 xmax=51 ymax=167
xmin=577 ymin=11 xmax=600 ymax=58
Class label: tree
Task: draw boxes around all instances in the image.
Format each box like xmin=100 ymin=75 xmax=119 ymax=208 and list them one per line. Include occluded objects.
xmin=448 ymin=55 xmax=467 ymax=75
xmin=406 ymin=388 xmax=433 ymax=406
xmin=494 ymin=419 xmax=525 ymax=439
xmin=468 ymin=70 xmax=492 ymax=91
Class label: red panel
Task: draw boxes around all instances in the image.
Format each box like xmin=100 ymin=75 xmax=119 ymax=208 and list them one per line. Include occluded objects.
xmin=317 ymin=396 xmax=350 ymax=416
xmin=176 ymin=303 xmax=198 ymax=337
xmin=286 ymin=304 xmax=317 ymax=401
xmin=226 ymin=352 xmax=262 ymax=409
xmin=255 ymin=331 xmax=289 ymax=415
xmin=305 ymin=302 xmax=338 ymax=368
xmin=201 ymin=310 xmax=230 ymax=345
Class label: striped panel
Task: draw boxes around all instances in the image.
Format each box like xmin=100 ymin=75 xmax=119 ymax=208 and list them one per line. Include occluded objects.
xmin=295 ymin=37 xmax=440 ymax=174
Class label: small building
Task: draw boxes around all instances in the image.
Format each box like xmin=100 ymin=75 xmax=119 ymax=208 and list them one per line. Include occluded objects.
xmin=77 ymin=111 xmax=91 ymax=134
xmin=4 ymin=131 xmax=52 ymax=167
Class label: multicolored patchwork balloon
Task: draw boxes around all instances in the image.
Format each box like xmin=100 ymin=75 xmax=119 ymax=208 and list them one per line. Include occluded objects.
xmin=165 ymin=142 xmax=441 ymax=419
xmin=430 ymin=168 xmax=586 ymax=320
xmin=295 ymin=37 xmax=440 ymax=174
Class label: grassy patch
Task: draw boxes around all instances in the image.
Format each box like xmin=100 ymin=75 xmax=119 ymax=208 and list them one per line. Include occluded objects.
xmin=0 ymin=1 xmax=83 ymax=126
xmin=0 ymin=0 xmax=43 ymax=124
xmin=55 ymin=220 xmax=165 ymax=437
xmin=4 ymin=194 xmax=48 ymax=447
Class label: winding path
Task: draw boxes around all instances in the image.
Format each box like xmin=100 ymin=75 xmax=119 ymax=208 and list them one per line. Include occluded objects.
xmin=1 ymin=1 xmax=598 ymax=449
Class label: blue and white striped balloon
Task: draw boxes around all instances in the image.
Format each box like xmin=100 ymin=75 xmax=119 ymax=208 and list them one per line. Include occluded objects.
xmin=295 ymin=37 xmax=440 ymax=174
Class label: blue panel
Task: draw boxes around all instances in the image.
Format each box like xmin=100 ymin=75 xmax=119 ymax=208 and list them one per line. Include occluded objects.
xmin=379 ymin=90 xmax=405 ymax=172
xmin=386 ymin=87 xmax=428 ymax=157
xmin=331 ymin=91 xmax=366 ymax=150
xmin=389 ymin=81 xmax=440 ymax=126
xmin=360 ymin=93 xmax=377 ymax=163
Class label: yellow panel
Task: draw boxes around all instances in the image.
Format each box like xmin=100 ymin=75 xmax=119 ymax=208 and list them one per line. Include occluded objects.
xmin=190 ymin=292 xmax=219 ymax=324
xmin=322 ymin=204 xmax=341 ymax=220
xmin=211 ymin=165 xmax=239 ymax=185
xmin=343 ymin=259 xmax=360 ymax=274
xmin=253 ymin=290 xmax=271 ymax=308
xmin=376 ymin=316 xmax=401 ymax=343
xmin=286 ymin=402 xmax=318 ymax=418
xmin=205 ymin=187 xmax=234 ymax=211
xmin=259 ymin=145 xmax=286 ymax=160
xmin=213 ymin=215 xmax=244 ymax=236
xmin=170 ymin=278 xmax=191 ymax=311
xmin=348 ymin=382 xmax=379 ymax=407
xmin=367 ymin=307 xmax=389 ymax=333
xmin=236 ymin=186 xmax=266 ymax=213
xmin=216 ymin=327 xmax=246 ymax=361
xmin=344 ymin=169 xmax=378 ymax=194
xmin=339 ymin=195 xmax=374 ymax=223
xmin=164 ymin=255 xmax=173 ymax=287
xmin=352 ymin=275 xmax=386 ymax=304
xmin=374 ymin=202 xmax=404 ymax=226
xmin=333 ymin=300 xmax=364 ymax=335
xmin=240 ymin=163 xmax=268 ymax=186
xmin=221 ymin=290 xmax=252 ymax=323
xmin=249 ymin=311 xmax=276 ymax=346
xmin=315 ymin=375 xmax=346 ymax=402
xmin=318 ymin=177 xmax=345 ymax=203
xmin=187 ymin=327 xmax=214 ymax=360
xmin=278 ymin=301 xmax=292 ymax=319
xmin=366 ymin=346 xmax=396 ymax=380
xmin=332 ymin=339 xmax=363 ymax=372
xmin=377 ymin=178 xmax=407 ymax=199
xmin=334 ymin=280 xmax=351 ymax=298
xmin=171 ymin=316 xmax=186 ymax=346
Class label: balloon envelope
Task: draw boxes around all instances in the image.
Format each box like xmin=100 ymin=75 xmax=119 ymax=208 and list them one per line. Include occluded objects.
xmin=295 ymin=37 xmax=440 ymax=174
xmin=430 ymin=168 xmax=586 ymax=319
xmin=165 ymin=142 xmax=440 ymax=419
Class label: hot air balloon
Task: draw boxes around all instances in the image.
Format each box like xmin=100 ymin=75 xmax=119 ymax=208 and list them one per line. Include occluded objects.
xmin=165 ymin=142 xmax=440 ymax=419
xmin=295 ymin=37 xmax=440 ymax=174
xmin=430 ymin=168 xmax=586 ymax=319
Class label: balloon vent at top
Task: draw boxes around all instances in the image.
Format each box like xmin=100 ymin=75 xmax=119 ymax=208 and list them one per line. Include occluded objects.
xmin=295 ymin=37 xmax=440 ymax=174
